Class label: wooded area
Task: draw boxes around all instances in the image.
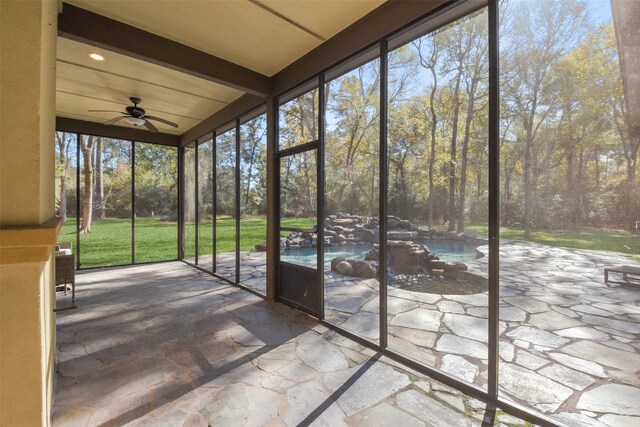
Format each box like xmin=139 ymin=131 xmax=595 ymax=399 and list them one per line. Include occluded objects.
xmin=278 ymin=0 xmax=639 ymax=234
xmin=57 ymin=0 xmax=639 ymax=254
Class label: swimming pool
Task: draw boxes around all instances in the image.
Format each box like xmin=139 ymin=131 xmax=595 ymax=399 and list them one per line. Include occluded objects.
xmin=280 ymin=239 xmax=481 ymax=268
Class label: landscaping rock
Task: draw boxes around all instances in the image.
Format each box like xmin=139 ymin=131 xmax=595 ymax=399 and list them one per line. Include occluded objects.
xmin=331 ymin=257 xmax=347 ymax=271
xmin=335 ymin=261 xmax=353 ymax=276
xmin=350 ymin=260 xmax=377 ymax=279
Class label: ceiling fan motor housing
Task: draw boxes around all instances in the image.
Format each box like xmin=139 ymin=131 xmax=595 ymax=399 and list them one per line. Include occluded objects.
xmin=125 ymin=105 xmax=146 ymax=118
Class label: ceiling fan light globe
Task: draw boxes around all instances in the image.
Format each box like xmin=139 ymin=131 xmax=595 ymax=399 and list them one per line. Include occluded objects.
xmin=126 ymin=117 xmax=145 ymax=126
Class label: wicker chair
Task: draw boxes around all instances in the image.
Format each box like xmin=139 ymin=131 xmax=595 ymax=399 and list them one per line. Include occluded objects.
xmin=55 ymin=242 xmax=75 ymax=305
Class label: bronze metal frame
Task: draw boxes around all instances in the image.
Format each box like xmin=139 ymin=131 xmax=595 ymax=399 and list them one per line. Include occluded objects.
xmin=56 ymin=1 xmax=579 ymax=424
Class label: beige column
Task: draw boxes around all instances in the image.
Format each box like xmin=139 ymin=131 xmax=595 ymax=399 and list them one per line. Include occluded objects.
xmin=1 ymin=0 xmax=60 ymax=425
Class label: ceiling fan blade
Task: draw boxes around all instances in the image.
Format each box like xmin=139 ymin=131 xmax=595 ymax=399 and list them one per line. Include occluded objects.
xmin=144 ymin=115 xmax=178 ymax=128
xmin=143 ymin=119 xmax=159 ymax=133
xmin=88 ymin=110 xmax=124 ymax=113
xmin=104 ymin=116 xmax=128 ymax=125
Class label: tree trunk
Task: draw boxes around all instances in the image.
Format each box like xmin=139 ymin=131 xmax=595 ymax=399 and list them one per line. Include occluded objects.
xmin=628 ymin=136 xmax=638 ymax=231
xmin=79 ymin=136 xmax=95 ymax=233
xmin=244 ymin=141 xmax=258 ymax=209
xmin=523 ymin=132 xmax=534 ymax=231
xmin=428 ymin=71 xmax=438 ymax=230
xmin=95 ymin=137 xmax=104 ymax=220
xmin=457 ymin=78 xmax=478 ymax=232
xmin=56 ymin=133 xmax=68 ymax=221
xmin=448 ymin=70 xmax=463 ymax=232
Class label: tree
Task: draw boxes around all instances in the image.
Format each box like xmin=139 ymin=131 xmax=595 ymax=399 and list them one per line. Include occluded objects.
xmin=240 ymin=115 xmax=267 ymax=215
xmin=456 ymin=12 xmax=488 ymax=232
xmin=415 ymin=35 xmax=440 ymax=230
xmin=79 ymin=135 xmax=95 ymax=233
xmin=94 ymin=137 xmax=105 ymax=220
xmin=611 ymin=1 xmax=640 ymax=230
xmin=501 ymin=0 xmax=588 ymax=230
xmin=55 ymin=132 xmax=73 ymax=221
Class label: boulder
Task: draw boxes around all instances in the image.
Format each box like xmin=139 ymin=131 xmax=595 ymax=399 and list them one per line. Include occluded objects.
xmin=331 ymin=257 xmax=347 ymax=271
xmin=333 ymin=226 xmax=353 ymax=235
xmin=417 ymin=227 xmax=432 ymax=237
xmin=363 ymin=219 xmax=378 ymax=229
xmin=387 ymin=231 xmax=417 ymax=240
xmin=300 ymin=239 xmax=312 ymax=248
xmin=333 ymin=218 xmax=357 ymax=226
xmin=335 ymin=234 xmax=347 ymax=244
xmin=365 ymin=248 xmax=379 ymax=261
xmin=388 ymin=242 xmax=431 ymax=274
xmin=462 ymin=230 xmax=477 ymax=239
xmin=398 ymin=220 xmax=412 ymax=229
xmin=387 ymin=216 xmax=401 ymax=229
xmin=280 ymin=238 xmax=289 ymax=250
xmin=335 ymin=261 xmax=353 ymax=276
xmin=350 ymin=260 xmax=377 ymax=278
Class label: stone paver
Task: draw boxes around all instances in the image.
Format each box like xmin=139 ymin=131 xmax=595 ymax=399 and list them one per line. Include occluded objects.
xmin=321 ymin=240 xmax=640 ymax=423
xmin=53 ymin=262 xmax=528 ymax=426
xmin=577 ymin=384 xmax=640 ymax=416
xmin=56 ymin=238 xmax=640 ymax=425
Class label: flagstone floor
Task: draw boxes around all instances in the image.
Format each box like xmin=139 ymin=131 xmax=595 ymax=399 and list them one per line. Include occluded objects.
xmin=322 ymin=241 xmax=640 ymax=427
xmin=54 ymin=239 xmax=640 ymax=427
xmin=53 ymin=262 xmax=526 ymax=426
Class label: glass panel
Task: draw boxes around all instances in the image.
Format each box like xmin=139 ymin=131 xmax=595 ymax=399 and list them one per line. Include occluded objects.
xmin=216 ymin=128 xmax=237 ymax=281
xmin=240 ymin=114 xmax=267 ymax=295
xmin=56 ymin=132 xmax=78 ymax=257
xmin=197 ymin=138 xmax=214 ymax=270
xmin=499 ymin=0 xmax=640 ymax=420
xmin=324 ymin=56 xmax=381 ymax=343
xmin=184 ymin=143 xmax=196 ymax=263
xmin=387 ymin=7 xmax=489 ymax=386
xmin=79 ymin=136 xmax=132 ymax=268
xmin=279 ymin=150 xmax=317 ymax=267
xmin=279 ymin=88 xmax=319 ymax=150
xmin=134 ymin=143 xmax=178 ymax=263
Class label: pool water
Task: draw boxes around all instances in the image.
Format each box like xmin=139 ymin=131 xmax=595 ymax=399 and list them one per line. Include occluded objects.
xmin=281 ymin=239 xmax=481 ymax=268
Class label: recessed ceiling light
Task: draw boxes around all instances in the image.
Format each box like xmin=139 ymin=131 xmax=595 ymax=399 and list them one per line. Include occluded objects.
xmin=89 ymin=52 xmax=104 ymax=61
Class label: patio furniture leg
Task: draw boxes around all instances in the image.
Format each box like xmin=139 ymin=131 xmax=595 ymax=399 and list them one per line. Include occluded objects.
xmin=604 ymin=269 xmax=609 ymax=284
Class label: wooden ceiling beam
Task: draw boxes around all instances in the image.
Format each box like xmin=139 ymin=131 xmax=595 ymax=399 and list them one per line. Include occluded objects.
xmin=58 ymin=3 xmax=271 ymax=97
xmin=56 ymin=117 xmax=181 ymax=147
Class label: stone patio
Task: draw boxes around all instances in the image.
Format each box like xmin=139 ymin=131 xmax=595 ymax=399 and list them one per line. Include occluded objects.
xmin=323 ymin=241 xmax=640 ymax=426
xmin=66 ymin=240 xmax=640 ymax=426
xmin=53 ymin=262 xmax=529 ymax=426
xmin=184 ymin=251 xmax=267 ymax=295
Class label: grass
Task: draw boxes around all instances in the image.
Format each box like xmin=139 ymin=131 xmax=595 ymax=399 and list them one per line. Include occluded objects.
xmin=465 ymin=224 xmax=640 ymax=262
xmin=59 ymin=217 xmax=178 ymax=268
xmin=60 ymin=217 xmax=640 ymax=268
xmin=59 ymin=216 xmax=275 ymax=268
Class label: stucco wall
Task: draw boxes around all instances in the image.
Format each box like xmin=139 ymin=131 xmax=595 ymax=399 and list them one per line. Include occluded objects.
xmin=0 ymin=0 xmax=59 ymax=425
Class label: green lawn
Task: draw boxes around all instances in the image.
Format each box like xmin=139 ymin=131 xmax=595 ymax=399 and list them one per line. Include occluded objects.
xmin=465 ymin=224 xmax=640 ymax=261
xmin=59 ymin=216 xmax=273 ymax=268
xmin=60 ymin=217 xmax=639 ymax=268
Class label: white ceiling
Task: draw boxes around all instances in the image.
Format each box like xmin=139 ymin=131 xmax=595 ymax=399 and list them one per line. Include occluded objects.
xmin=62 ymin=0 xmax=385 ymax=76
xmin=56 ymin=0 xmax=386 ymax=135
xmin=56 ymin=37 xmax=244 ymax=134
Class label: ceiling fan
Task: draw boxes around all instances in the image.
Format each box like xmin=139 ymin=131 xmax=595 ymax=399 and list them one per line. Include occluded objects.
xmin=89 ymin=97 xmax=178 ymax=133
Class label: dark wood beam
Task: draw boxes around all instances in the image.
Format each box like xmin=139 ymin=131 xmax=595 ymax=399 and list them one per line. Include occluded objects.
xmin=56 ymin=117 xmax=180 ymax=147
xmin=58 ymin=3 xmax=270 ymax=97
xmin=180 ymin=94 xmax=265 ymax=145
xmin=271 ymin=0 xmax=450 ymax=95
